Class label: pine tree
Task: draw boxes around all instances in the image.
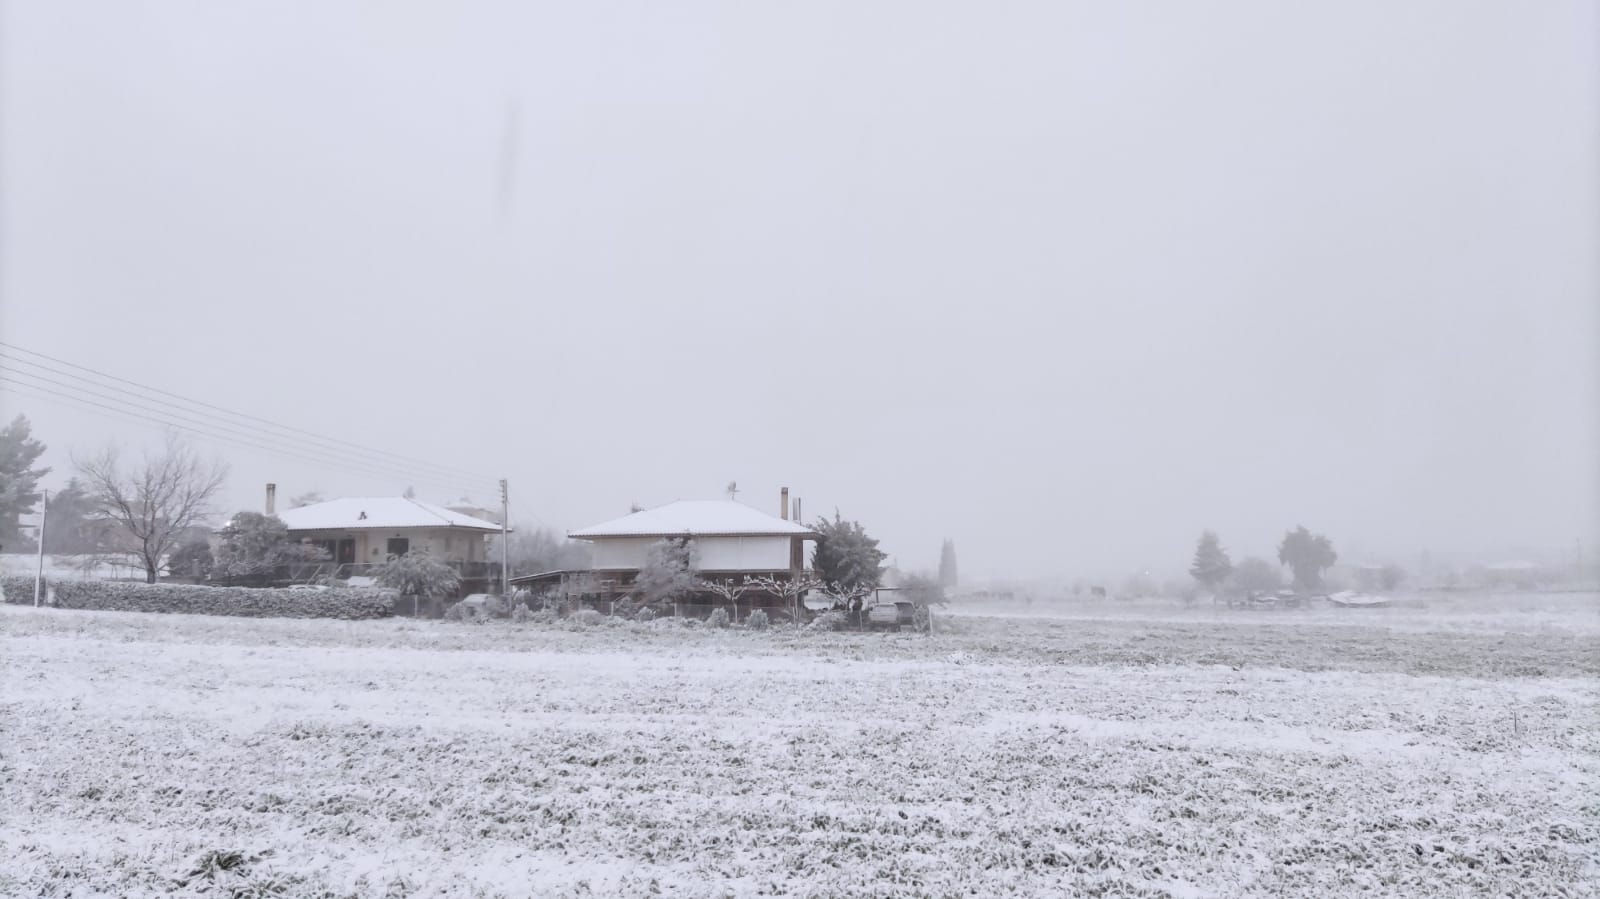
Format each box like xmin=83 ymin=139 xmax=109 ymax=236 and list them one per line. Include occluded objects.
xmin=40 ymin=477 xmax=101 ymax=554
xmin=811 ymin=513 xmax=886 ymax=591
xmin=1188 ymin=530 xmax=1233 ymax=590
xmin=938 ymin=538 xmax=959 ymax=588
xmin=0 ymin=414 xmax=50 ymax=550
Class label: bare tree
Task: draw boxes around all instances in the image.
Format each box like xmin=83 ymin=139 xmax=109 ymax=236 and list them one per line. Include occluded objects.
xmin=697 ymin=575 xmax=754 ymax=622
xmin=74 ymin=435 xmax=229 ymax=583
xmin=750 ymin=573 xmax=822 ymax=628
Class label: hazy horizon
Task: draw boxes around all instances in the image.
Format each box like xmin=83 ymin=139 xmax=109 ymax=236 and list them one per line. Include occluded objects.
xmin=3 ymin=2 xmax=1596 ymax=580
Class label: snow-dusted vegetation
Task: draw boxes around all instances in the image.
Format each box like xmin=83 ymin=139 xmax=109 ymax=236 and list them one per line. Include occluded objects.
xmin=3 ymin=596 xmax=1596 ymax=897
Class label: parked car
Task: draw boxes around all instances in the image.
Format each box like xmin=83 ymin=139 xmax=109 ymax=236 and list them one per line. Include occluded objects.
xmin=866 ymin=601 xmax=916 ymax=630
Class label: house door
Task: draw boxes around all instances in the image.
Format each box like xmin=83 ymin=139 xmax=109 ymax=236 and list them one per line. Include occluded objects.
xmin=337 ymin=539 xmax=356 ymax=564
xmin=387 ymin=537 xmax=410 ymax=557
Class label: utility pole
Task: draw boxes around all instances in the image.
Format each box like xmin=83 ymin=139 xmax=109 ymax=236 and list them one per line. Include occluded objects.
xmin=499 ymin=479 xmax=510 ymax=597
xmin=33 ymin=490 xmax=47 ymax=607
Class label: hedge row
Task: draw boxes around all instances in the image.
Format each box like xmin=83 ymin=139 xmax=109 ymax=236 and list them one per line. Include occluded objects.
xmin=0 ymin=576 xmax=395 ymax=620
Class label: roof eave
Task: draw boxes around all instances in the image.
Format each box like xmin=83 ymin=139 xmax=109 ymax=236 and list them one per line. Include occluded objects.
xmin=568 ymin=531 xmax=818 ymax=540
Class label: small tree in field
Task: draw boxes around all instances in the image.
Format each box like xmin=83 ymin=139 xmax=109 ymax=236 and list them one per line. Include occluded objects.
xmin=1188 ymin=531 xmax=1233 ymax=592
xmin=697 ymin=575 xmax=753 ymax=621
xmin=751 ymin=573 xmax=822 ymax=628
xmin=374 ymin=550 xmax=460 ymax=600
xmin=1278 ymin=526 xmax=1337 ymax=590
xmin=634 ymin=539 xmax=698 ymax=613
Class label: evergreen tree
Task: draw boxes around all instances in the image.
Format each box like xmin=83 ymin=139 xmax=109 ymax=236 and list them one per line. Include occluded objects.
xmin=40 ymin=477 xmax=103 ymax=554
xmin=1188 ymin=530 xmax=1233 ymax=590
xmin=1278 ymin=525 xmax=1337 ymax=590
xmin=811 ymin=512 xmax=886 ymax=591
xmin=0 ymin=414 xmax=50 ymax=550
xmin=214 ymin=511 xmax=327 ymax=584
xmin=938 ymin=538 xmax=959 ymax=588
xmin=634 ymin=538 xmax=698 ymax=608
xmin=167 ymin=538 xmax=215 ymax=580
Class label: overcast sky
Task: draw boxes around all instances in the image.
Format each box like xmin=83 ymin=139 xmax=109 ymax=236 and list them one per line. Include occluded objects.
xmin=3 ymin=1 xmax=1596 ymax=580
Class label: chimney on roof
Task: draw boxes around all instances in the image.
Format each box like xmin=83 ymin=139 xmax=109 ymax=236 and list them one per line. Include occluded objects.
xmin=780 ymin=487 xmax=789 ymax=521
xmin=266 ymin=483 xmax=277 ymax=515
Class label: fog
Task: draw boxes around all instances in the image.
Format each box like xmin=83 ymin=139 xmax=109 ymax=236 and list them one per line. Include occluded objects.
xmin=2 ymin=1 xmax=1595 ymax=580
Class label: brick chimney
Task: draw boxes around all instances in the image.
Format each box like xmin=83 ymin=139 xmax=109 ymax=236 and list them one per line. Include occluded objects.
xmin=780 ymin=487 xmax=789 ymax=521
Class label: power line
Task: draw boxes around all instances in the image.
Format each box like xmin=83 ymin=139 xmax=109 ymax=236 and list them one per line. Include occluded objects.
xmin=0 ymin=371 xmax=498 ymax=499
xmin=0 ymin=372 xmax=494 ymax=499
xmin=0 ymin=356 xmax=495 ymax=494
xmin=0 ymin=341 xmax=496 ymax=483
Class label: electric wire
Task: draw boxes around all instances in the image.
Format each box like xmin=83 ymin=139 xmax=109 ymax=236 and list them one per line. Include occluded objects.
xmin=0 ymin=370 xmax=497 ymax=500
xmin=0 ymin=342 xmax=496 ymax=484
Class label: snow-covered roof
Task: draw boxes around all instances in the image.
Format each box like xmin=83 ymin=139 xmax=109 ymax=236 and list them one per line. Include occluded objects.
xmin=277 ymin=497 xmax=504 ymax=533
xmin=569 ymin=500 xmax=816 ymax=539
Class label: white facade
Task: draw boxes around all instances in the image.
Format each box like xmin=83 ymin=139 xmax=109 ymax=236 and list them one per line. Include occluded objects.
xmin=591 ymin=535 xmax=792 ymax=572
xmin=570 ymin=499 xmax=814 ymax=577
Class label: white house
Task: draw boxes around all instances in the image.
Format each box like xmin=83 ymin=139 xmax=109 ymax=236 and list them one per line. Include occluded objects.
xmin=510 ymin=494 xmax=817 ymax=601
xmin=570 ymin=499 xmax=817 ymax=575
xmin=276 ymin=496 xmax=503 ymax=568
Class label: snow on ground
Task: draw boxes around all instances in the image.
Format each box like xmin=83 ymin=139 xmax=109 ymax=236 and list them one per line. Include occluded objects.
xmin=2 ymin=597 xmax=1597 ymax=898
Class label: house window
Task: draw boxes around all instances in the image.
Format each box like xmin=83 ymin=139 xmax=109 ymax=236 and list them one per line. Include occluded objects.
xmin=387 ymin=537 xmax=410 ymax=557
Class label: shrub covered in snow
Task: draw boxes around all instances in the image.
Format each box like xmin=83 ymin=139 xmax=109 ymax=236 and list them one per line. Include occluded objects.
xmin=574 ymin=609 xmax=604 ymax=627
xmin=706 ymin=607 xmax=729 ymax=629
xmin=611 ymin=598 xmax=637 ymax=620
xmin=1 ymin=575 xmax=393 ymax=620
xmin=809 ymin=610 xmax=848 ymax=631
xmin=745 ymin=609 xmax=770 ymax=630
xmin=635 ymin=607 xmax=655 ymax=623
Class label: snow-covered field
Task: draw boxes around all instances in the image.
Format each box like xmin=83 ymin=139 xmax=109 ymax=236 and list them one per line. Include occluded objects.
xmin=3 ymin=596 xmax=1596 ymax=897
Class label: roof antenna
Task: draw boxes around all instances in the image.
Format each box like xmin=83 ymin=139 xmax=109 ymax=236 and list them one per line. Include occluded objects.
xmin=726 ymin=480 xmax=739 ymax=500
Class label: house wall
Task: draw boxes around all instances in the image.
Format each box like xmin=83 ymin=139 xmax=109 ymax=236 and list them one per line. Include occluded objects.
xmin=288 ymin=527 xmax=490 ymax=564
xmin=589 ymin=535 xmax=794 ymax=572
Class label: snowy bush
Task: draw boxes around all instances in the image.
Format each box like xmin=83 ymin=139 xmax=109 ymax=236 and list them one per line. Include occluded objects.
xmin=445 ymin=596 xmax=502 ymax=624
xmin=531 ymin=607 xmax=559 ymax=625
xmin=510 ymin=603 xmax=531 ymax=624
xmin=635 ymin=607 xmax=655 ymax=623
xmin=707 ymin=608 xmax=729 ymax=629
xmin=611 ymin=598 xmax=637 ymax=620
xmin=808 ymin=610 xmax=848 ymax=632
xmin=0 ymin=575 xmax=392 ymax=620
xmin=574 ymin=609 xmax=603 ymax=627
xmin=745 ymin=609 xmax=770 ymax=630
